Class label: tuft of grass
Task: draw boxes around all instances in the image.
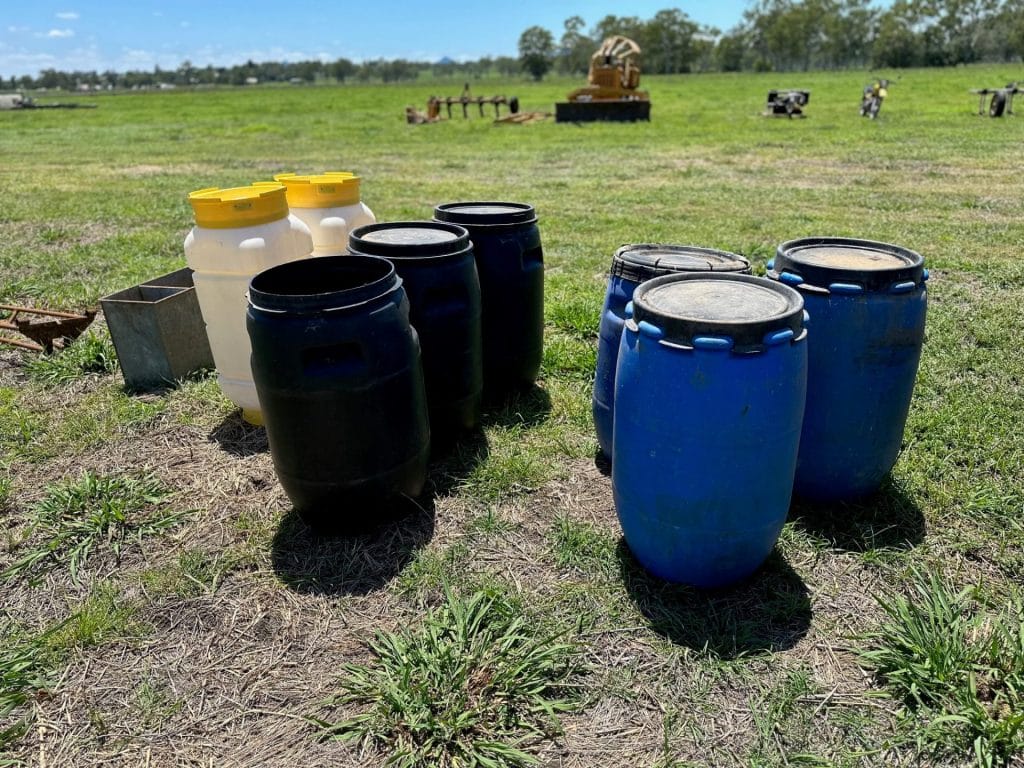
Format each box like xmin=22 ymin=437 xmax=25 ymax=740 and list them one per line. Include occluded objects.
xmin=133 ymin=675 xmax=183 ymax=729
xmin=395 ymin=543 xmax=471 ymax=602
xmin=0 ymin=474 xmax=11 ymax=513
xmin=43 ymin=583 xmax=142 ymax=651
xmin=861 ymin=566 xmax=976 ymax=709
xmin=549 ymin=514 xmax=616 ymax=577
xmin=315 ymin=587 xmax=582 ymax=767
xmin=24 ymin=332 xmax=118 ymax=386
xmin=1 ymin=471 xmax=182 ymax=584
xmin=0 ymin=389 xmax=42 ymax=456
xmin=139 ymin=548 xmax=235 ymax=599
xmin=0 ymin=623 xmax=50 ymax=754
xmin=462 ymin=435 xmax=547 ymax=503
xmin=861 ymin=567 xmax=1024 ymax=767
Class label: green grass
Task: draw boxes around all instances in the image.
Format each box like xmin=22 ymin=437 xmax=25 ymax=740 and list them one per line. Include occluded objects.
xmin=1 ymin=64 xmax=1023 ymax=764
xmin=2 ymin=472 xmax=182 ymax=583
xmin=44 ymin=582 xmax=143 ymax=651
xmin=549 ymin=513 xmax=617 ymax=577
xmin=862 ymin=567 xmax=1024 ymax=766
xmin=0 ymin=623 xmax=50 ymax=755
xmin=24 ymin=332 xmax=118 ymax=386
xmin=138 ymin=548 xmax=237 ymax=599
xmin=315 ymin=586 xmax=581 ymax=767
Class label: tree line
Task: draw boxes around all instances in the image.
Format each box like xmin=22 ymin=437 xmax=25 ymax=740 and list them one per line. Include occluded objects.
xmin=520 ymin=1 xmax=1024 ymax=79
xmin=1 ymin=56 xmax=527 ymax=91
xmin=4 ymin=0 xmax=1024 ymax=90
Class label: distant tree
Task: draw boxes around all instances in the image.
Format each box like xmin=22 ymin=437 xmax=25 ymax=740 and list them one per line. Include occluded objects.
xmin=645 ymin=8 xmax=701 ymax=73
xmin=715 ymin=30 xmax=749 ymax=71
xmin=558 ymin=15 xmax=594 ymax=75
xmin=518 ymin=25 xmax=556 ymax=81
xmin=494 ymin=56 xmax=519 ymax=77
xmin=472 ymin=56 xmax=494 ymax=77
xmin=691 ymin=32 xmax=719 ymax=73
xmin=433 ymin=58 xmax=457 ymax=78
xmin=590 ymin=14 xmax=646 ymax=46
xmin=331 ymin=58 xmax=355 ymax=82
xmin=872 ymin=2 xmax=923 ymax=67
xmin=37 ymin=69 xmax=60 ymax=89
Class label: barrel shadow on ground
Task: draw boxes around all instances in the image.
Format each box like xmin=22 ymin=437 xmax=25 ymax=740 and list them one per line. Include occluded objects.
xmin=426 ymin=429 xmax=490 ymax=498
xmin=788 ymin=477 xmax=926 ymax=553
xmin=593 ymin=448 xmax=611 ymax=477
xmin=208 ymin=412 xmax=268 ymax=457
xmin=617 ymin=541 xmax=812 ymax=659
xmin=481 ymin=384 xmax=552 ymax=429
xmin=271 ymin=498 xmax=435 ymax=596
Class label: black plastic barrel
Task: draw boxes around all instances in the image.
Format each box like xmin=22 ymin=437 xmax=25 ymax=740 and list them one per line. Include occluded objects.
xmin=432 ymin=202 xmax=544 ymax=398
xmin=348 ymin=222 xmax=482 ymax=442
xmin=246 ymin=255 xmax=430 ymax=533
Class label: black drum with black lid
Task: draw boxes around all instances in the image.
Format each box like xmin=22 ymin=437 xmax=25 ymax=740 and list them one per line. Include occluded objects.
xmin=246 ymin=255 xmax=430 ymax=533
xmin=433 ymin=202 xmax=544 ymax=398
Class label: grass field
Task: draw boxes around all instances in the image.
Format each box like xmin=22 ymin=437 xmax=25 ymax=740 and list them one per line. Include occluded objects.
xmin=2 ymin=64 xmax=1024 ymax=766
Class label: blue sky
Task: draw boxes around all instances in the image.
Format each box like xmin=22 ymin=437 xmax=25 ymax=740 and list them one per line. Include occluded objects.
xmin=1 ymin=1 xmax=763 ymax=77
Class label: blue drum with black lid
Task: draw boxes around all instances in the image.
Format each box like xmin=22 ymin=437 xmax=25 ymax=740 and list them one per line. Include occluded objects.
xmin=593 ymin=244 xmax=750 ymax=461
xmin=768 ymin=237 xmax=927 ymax=501
xmin=613 ymin=273 xmax=807 ymax=588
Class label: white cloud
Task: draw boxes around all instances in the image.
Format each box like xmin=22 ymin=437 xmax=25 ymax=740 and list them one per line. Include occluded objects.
xmin=55 ymin=12 xmax=79 ymax=20
xmin=45 ymin=29 xmax=75 ymax=39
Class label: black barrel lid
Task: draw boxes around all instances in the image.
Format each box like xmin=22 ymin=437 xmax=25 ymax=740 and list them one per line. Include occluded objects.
xmin=773 ymin=237 xmax=924 ymax=291
xmin=249 ymin=255 xmax=399 ymax=314
xmin=611 ymin=244 xmax=751 ymax=283
xmin=349 ymin=221 xmax=471 ymax=258
xmin=632 ymin=273 xmax=804 ymax=349
xmin=433 ymin=201 xmax=537 ymax=227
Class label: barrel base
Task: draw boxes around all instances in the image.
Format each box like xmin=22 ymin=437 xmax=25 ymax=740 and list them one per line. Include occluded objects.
xmin=241 ymin=408 xmax=263 ymax=426
xmin=793 ymin=474 xmax=888 ymax=504
xmin=429 ymin=392 xmax=483 ymax=451
xmin=278 ymin=447 xmax=429 ymax=535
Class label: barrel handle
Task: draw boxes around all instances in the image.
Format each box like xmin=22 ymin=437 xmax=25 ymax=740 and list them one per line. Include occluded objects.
xmin=779 ymin=271 xmax=804 ymax=287
xmin=693 ymin=336 xmax=733 ymax=350
xmin=422 ymin=283 xmax=470 ymax=315
xmin=828 ymin=282 xmax=864 ymax=295
xmin=301 ymin=341 xmax=367 ymax=377
xmin=763 ymin=328 xmax=795 ymax=346
xmin=638 ymin=321 xmax=665 ymax=340
xmin=889 ymin=281 xmax=917 ymax=294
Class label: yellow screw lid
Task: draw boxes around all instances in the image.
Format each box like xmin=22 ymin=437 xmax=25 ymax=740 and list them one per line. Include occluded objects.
xmin=188 ymin=184 xmax=289 ymax=229
xmin=272 ymin=172 xmax=362 ymax=208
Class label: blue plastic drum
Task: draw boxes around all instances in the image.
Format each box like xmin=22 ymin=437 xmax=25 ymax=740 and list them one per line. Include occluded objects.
xmin=613 ymin=273 xmax=807 ymax=588
xmin=769 ymin=237 xmax=928 ymax=501
xmin=592 ymin=245 xmax=750 ymax=460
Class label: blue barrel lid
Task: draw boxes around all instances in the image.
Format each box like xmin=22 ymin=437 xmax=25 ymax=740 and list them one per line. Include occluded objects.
xmin=611 ymin=244 xmax=750 ymax=283
xmin=349 ymin=221 xmax=472 ymax=258
xmin=632 ymin=273 xmax=804 ymax=349
xmin=433 ymin=202 xmax=537 ymax=227
xmin=249 ymin=254 xmax=400 ymax=314
xmin=773 ymin=237 xmax=924 ymax=292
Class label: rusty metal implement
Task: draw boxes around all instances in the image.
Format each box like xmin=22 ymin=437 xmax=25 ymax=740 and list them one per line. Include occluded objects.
xmin=0 ymin=304 xmax=96 ymax=352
